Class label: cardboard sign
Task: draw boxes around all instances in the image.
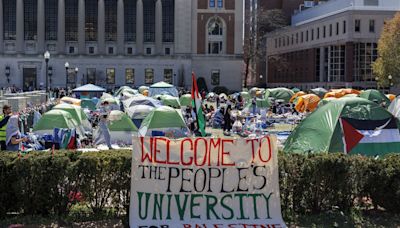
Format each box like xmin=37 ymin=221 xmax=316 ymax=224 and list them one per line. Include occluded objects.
xmin=130 ymin=136 xmax=286 ymax=228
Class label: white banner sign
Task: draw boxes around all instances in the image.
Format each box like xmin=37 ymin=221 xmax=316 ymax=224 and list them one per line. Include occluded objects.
xmin=130 ymin=136 xmax=286 ymax=228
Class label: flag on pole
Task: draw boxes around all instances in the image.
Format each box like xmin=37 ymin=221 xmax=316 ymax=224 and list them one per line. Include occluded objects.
xmin=191 ymin=72 xmax=206 ymax=136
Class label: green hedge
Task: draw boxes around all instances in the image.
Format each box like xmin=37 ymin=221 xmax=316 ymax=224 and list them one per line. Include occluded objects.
xmin=0 ymin=151 xmax=399 ymax=219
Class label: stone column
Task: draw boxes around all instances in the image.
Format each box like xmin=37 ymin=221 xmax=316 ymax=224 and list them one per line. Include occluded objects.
xmin=37 ymin=0 xmax=45 ymax=53
xmin=16 ymin=0 xmax=24 ymax=53
xmin=136 ymin=0 xmax=143 ymax=55
xmin=78 ymin=0 xmax=85 ymax=54
xmin=155 ymin=0 xmax=162 ymax=55
xmin=97 ymin=0 xmax=105 ymax=54
xmin=0 ymin=0 xmax=3 ymax=53
xmin=117 ymin=0 xmax=124 ymax=55
xmin=57 ymin=0 xmax=65 ymax=54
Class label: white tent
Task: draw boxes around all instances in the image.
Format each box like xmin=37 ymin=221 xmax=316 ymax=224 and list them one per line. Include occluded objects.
xmin=389 ymin=96 xmax=400 ymax=119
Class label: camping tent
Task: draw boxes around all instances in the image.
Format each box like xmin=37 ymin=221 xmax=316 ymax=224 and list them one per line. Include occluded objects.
xmin=123 ymin=95 xmax=161 ymax=109
xmin=310 ymin=88 xmax=328 ymax=98
xmin=60 ymin=97 xmax=81 ymax=106
xmin=115 ymin=86 xmax=138 ymax=97
xmin=265 ymin=88 xmax=294 ymax=103
xmin=126 ymin=105 xmax=155 ymax=128
xmin=284 ymin=97 xmax=400 ymax=156
xmin=318 ymin=97 xmax=336 ymax=107
xmin=160 ymin=95 xmax=181 ymax=108
xmin=179 ymin=94 xmax=193 ymax=106
xmin=33 ymin=109 xmax=82 ymax=136
xmin=386 ymin=94 xmax=396 ymax=102
xmin=52 ymin=103 xmax=91 ymax=131
xmin=72 ymin=84 xmax=106 ymax=92
xmin=139 ymin=106 xmax=189 ymax=138
xmin=81 ymin=98 xmax=97 ymax=111
xmin=239 ymin=91 xmax=251 ymax=100
xmin=294 ymin=94 xmax=320 ymax=113
xmin=389 ymin=96 xmax=400 ymax=119
xmin=149 ymin=81 xmax=178 ymax=97
xmin=359 ymin=89 xmax=390 ymax=105
xmin=94 ymin=110 xmax=138 ymax=145
xmin=290 ymin=91 xmax=307 ymax=103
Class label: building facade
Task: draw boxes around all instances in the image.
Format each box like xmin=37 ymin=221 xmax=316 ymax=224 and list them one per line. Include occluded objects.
xmin=0 ymin=0 xmax=244 ymax=91
xmin=266 ymin=0 xmax=400 ymax=90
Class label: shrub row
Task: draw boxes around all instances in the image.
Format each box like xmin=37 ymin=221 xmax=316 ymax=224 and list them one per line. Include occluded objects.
xmin=0 ymin=151 xmax=399 ymax=219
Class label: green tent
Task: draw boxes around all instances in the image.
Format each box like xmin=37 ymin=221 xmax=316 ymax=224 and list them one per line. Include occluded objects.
xmin=33 ymin=110 xmax=79 ymax=132
xmin=265 ymin=88 xmax=294 ymax=103
xmin=179 ymin=94 xmax=193 ymax=106
xmin=310 ymin=87 xmax=328 ymax=98
xmin=108 ymin=110 xmax=138 ymax=132
xmin=139 ymin=106 xmax=188 ymax=137
xmin=256 ymin=98 xmax=270 ymax=108
xmin=160 ymin=95 xmax=181 ymax=108
xmin=239 ymin=91 xmax=251 ymax=100
xmin=284 ymin=97 xmax=400 ymax=156
xmin=318 ymin=97 xmax=336 ymax=108
xmin=52 ymin=103 xmax=88 ymax=125
xmin=81 ymin=98 xmax=97 ymax=111
xmin=291 ymin=88 xmax=301 ymax=93
xmin=359 ymin=89 xmax=390 ymax=105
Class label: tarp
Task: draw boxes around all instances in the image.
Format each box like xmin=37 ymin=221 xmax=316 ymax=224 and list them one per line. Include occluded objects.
xmin=359 ymin=89 xmax=390 ymax=105
xmin=284 ymin=97 xmax=400 ymax=156
xmin=310 ymin=87 xmax=328 ymax=98
xmin=294 ymin=94 xmax=320 ymax=113
xmin=149 ymin=81 xmax=178 ymax=97
xmin=72 ymin=84 xmax=106 ymax=92
xmin=265 ymin=88 xmax=294 ymax=103
xmin=179 ymin=94 xmax=192 ymax=106
xmin=33 ymin=109 xmax=81 ymax=135
xmin=60 ymin=97 xmax=81 ymax=106
xmin=139 ymin=106 xmax=189 ymax=137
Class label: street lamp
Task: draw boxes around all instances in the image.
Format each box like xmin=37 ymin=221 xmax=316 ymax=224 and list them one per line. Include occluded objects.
xmin=44 ymin=51 xmax=50 ymax=93
xmin=65 ymin=62 xmax=69 ymax=89
xmin=48 ymin=66 xmax=53 ymax=86
xmin=75 ymin=67 xmax=79 ymax=87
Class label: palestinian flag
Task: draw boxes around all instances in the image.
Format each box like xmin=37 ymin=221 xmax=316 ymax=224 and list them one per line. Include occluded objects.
xmin=339 ymin=117 xmax=400 ymax=155
xmin=191 ymin=72 xmax=206 ymax=136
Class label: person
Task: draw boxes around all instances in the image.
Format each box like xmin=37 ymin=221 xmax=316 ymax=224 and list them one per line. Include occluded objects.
xmin=99 ymin=101 xmax=113 ymax=149
xmin=6 ymin=115 xmax=28 ymax=151
xmin=0 ymin=105 xmax=12 ymax=150
xmin=251 ymin=97 xmax=257 ymax=115
xmin=223 ymin=105 xmax=233 ymax=133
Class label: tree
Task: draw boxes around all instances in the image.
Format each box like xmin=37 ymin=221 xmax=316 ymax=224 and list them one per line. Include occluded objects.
xmin=243 ymin=9 xmax=287 ymax=88
xmin=373 ymin=12 xmax=400 ymax=87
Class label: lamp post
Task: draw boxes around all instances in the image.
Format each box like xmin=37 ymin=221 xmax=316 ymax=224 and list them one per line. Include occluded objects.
xmin=5 ymin=66 xmax=10 ymax=84
xmin=75 ymin=67 xmax=79 ymax=88
xmin=65 ymin=62 xmax=69 ymax=89
xmin=388 ymin=75 xmax=393 ymax=93
xmin=48 ymin=67 xmax=53 ymax=87
xmin=44 ymin=51 xmax=50 ymax=93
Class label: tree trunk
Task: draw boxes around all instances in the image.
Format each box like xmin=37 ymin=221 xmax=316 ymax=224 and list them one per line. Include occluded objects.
xmin=244 ymin=58 xmax=250 ymax=89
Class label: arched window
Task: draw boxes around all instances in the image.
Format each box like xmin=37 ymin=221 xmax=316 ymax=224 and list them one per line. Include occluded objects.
xmin=207 ymin=17 xmax=225 ymax=54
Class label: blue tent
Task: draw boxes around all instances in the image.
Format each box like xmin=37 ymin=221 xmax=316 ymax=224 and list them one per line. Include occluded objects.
xmin=73 ymin=84 xmax=106 ymax=92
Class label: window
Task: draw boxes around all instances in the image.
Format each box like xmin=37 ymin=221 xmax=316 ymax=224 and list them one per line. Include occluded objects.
xmin=209 ymin=0 xmax=215 ymax=7
xmin=87 ymin=68 xmax=96 ymax=84
xmin=143 ymin=0 xmax=155 ymax=42
xmin=45 ymin=0 xmax=57 ymax=40
xmin=343 ymin=21 xmax=346 ymax=34
xmin=106 ymin=68 xmax=115 ymax=84
xmin=127 ymin=47 xmax=133 ymax=55
xmin=354 ymin=43 xmax=378 ymax=82
xmin=105 ymin=0 xmax=117 ymax=41
xmin=306 ymin=30 xmax=309 ymax=42
xmin=328 ymin=45 xmax=345 ymax=82
xmin=89 ymin=46 xmax=94 ymax=54
xmin=217 ymin=0 xmax=223 ymax=8
xmin=125 ymin=68 xmax=135 ymax=84
xmin=329 ymin=24 xmax=332 ymax=36
xmin=296 ymin=33 xmax=298 ymax=43
xmin=291 ymin=34 xmax=294 ymax=45
xmin=336 ymin=22 xmax=339 ymax=35
xmin=274 ymin=39 xmax=277 ymax=48
xmin=369 ymin=20 xmax=375 ymax=33
xmin=69 ymin=46 xmax=75 ymax=54
xmin=355 ymin=19 xmax=361 ymax=32
xmin=317 ymin=27 xmax=320 ymax=39
xmin=3 ymin=0 xmax=16 ymax=40
xmin=65 ymin=0 xmax=78 ymax=41
xmin=145 ymin=68 xmax=154 ymax=84
xmin=108 ymin=47 xmax=114 ymax=54
xmin=311 ymin=29 xmax=314 ymax=41
xmin=278 ymin=38 xmax=281 ymax=47
xmin=164 ymin=69 xmax=173 ymax=84
xmin=323 ymin=26 xmax=326 ymax=38
xmin=207 ymin=17 xmax=224 ymax=54
xmin=146 ymin=47 xmax=152 ymax=55
xmin=85 ymin=0 xmax=98 ymax=41
xmin=124 ymin=0 xmax=136 ymax=41
xmin=162 ymin=0 xmax=174 ymax=42
xmin=165 ymin=47 xmax=171 ymax=55
xmin=364 ymin=0 xmax=378 ymax=6
xmin=24 ymin=0 xmax=37 ymax=40
xmin=301 ymin=32 xmax=304 ymax=42
xmin=211 ymin=70 xmax=220 ymax=85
